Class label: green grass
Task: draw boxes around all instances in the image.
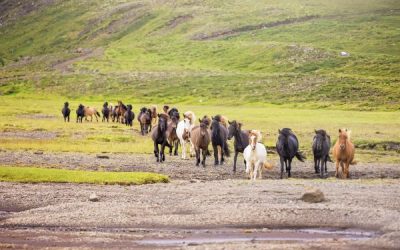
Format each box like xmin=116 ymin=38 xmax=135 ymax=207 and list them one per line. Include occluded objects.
xmin=0 ymin=0 xmax=399 ymax=110
xmin=0 ymin=95 xmax=399 ymax=164
xmin=0 ymin=166 xmax=169 ymax=185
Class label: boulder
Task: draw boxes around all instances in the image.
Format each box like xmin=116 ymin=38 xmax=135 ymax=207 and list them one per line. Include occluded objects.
xmin=89 ymin=193 xmax=99 ymax=202
xmin=301 ymin=188 xmax=325 ymax=203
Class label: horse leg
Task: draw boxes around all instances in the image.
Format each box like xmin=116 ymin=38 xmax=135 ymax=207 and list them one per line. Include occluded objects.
xmin=314 ymin=156 xmax=318 ymax=174
xmin=335 ymin=161 xmax=340 ymax=178
xmin=213 ymin=145 xmax=219 ymax=165
xmin=154 ymin=142 xmax=159 ymax=162
xmin=340 ymin=162 xmax=345 ymax=179
xmin=174 ymin=141 xmax=179 ymax=156
xmin=320 ymin=158 xmax=324 ymax=178
xmin=161 ymin=143 xmax=166 ymax=162
xmin=141 ymin=124 xmax=144 ymax=136
xmin=181 ymin=140 xmax=186 ymax=159
xmin=201 ymin=148 xmax=207 ymax=167
xmin=280 ymin=158 xmax=284 ymax=179
xmin=220 ymin=144 xmax=225 ymax=165
xmin=288 ymin=159 xmax=292 ymax=178
xmin=345 ymin=161 xmax=350 ymax=179
xmin=233 ymin=151 xmax=238 ymax=172
xmin=195 ymin=149 xmax=200 ymax=166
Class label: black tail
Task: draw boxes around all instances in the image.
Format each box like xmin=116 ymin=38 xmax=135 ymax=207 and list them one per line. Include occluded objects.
xmin=96 ymin=111 xmax=100 ymax=117
xmin=295 ymin=151 xmax=306 ymax=162
xmin=223 ymin=142 xmax=230 ymax=157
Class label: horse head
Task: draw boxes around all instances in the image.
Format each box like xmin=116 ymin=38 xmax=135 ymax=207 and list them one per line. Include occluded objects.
xmin=158 ymin=114 xmax=169 ymax=132
xmin=103 ymin=102 xmax=108 ymax=108
xmin=64 ymin=102 xmax=69 ymax=107
xmin=227 ymin=120 xmax=241 ymax=140
xmin=314 ymin=129 xmax=327 ymax=151
xmin=338 ymin=128 xmax=350 ymax=151
xmin=200 ymin=122 xmax=208 ymax=136
xmin=249 ymin=130 xmax=261 ymax=150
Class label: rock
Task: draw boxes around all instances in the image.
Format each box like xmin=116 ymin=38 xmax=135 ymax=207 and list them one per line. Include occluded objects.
xmin=96 ymin=155 xmax=109 ymax=159
xmin=340 ymin=51 xmax=350 ymax=57
xmin=89 ymin=193 xmax=99 ymax=202
xmin=34 ymin=151 xmax=44 ymax=155
xmin=301 ymin=188 xmax=325 ymax=203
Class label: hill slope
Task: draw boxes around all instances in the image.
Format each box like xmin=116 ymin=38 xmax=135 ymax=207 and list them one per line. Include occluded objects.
xmin=0 ymin=0 xmax=399 ymax=109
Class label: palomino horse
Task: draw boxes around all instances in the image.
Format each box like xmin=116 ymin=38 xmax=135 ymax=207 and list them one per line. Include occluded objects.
xmin=116 ymin=101 xmax=127 ymax=123
xmin=150 ymin=105 xmax=157 ymax=128
xmin=176 ymin=111 xmax=196 ymax=159
xmin=333 ymin=128 xmax=355 ymax=179
xmin=227 ymin=120 xmax=250 ymax=172
xmin=312 ymin=129 xmax=332 ymax=178
xmin=243 ymin=130 xmax=272 ymax=180
xmin=151 ymin=114 xmax=170 ymax=162
xmin=276 ymin=128 xmax=306 ymax=178
xmin=210 ymin=117 xmax=230 ymax=165
xmin=190 ymin=118 xmax=211 ymax=167
xmin=84 ymin=106 xmax=101 ymax=122
xmin=61 ymin=102 xmax=70 ymax=122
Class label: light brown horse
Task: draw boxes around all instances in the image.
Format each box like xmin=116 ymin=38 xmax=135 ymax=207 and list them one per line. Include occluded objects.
xmin=190 ymin=118 xmax=211 ymax=167
xmin=332 ymin=128 xmax=355 ymax=179
xmin=84 ymin=107 xmax=100 ymax=122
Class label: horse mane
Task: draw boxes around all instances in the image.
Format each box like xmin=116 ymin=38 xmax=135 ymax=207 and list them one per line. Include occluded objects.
xmin=315 ymin=129 xmax=327 ymax=137
xmin=279 ymin=128 xmax=293 ymax=137
xmin=140 ymin=107 xmax=147 ymax=113
xmin=158 ymin=113 xmax=169 ymax=120
xmin=249 ymin=130 xmax=262 ymax=142
xmin=103 ymin=102 xmax=108 ymax=108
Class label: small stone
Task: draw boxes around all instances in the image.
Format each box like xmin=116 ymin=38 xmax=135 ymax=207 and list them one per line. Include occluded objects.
xmin=34 ymin=151 xmax=44 ymax=155
xmin=340 ymin=51 xmax=350 ymax=57
xmin=301 ymin=188 xmax=325 ymax=203
xmin=96 ymin=155 xmax=109 ymax=159
xmin=89 ymin=193 xmax=99 ymax=202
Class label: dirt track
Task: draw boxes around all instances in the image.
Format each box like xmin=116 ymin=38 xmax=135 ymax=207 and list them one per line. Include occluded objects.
xmin=1 ymin=150 xmax=400 ymax=249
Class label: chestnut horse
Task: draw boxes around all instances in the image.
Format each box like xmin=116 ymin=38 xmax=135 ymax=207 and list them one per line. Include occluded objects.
xmin=116 ymin=101 xmax=127 ymax=123
xmin=84 ymin=107 xmax=100 ymax=122
xmin=332 ymin=128 xmax=355 ymax=179
xmin=190 ymin=118 xmax=211 ymax=167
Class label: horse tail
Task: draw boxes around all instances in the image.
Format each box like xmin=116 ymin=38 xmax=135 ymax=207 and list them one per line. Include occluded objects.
xmin=295 ymin=151 xmax=306 ymax=162
xmin=263 ymin=162 xmax=274 ymax=170
xmin=223 ymin=142 xmax=230 ymax=157
xmin=96 ymin=111 xmax=100 ymax=117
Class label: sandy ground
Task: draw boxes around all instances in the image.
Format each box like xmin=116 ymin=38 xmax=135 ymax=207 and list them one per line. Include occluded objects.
xmin=1 ymin=150 xmax=400 ymax=249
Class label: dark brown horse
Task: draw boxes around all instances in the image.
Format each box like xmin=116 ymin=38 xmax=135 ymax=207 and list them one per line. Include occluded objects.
xmin=61 ymin=102 xmax=70 ymax=122
xmin=227 ymin=120 xmax=250 ymax=172
xmin=166 ymin=116 xmax=179 ymax=156
xmin=151 ymin=114 xmax=170 ymax=162
xmin=138 ymin=107 xmax=152 ymax=135
xmin=210 ymin=117 xmax=230 ymax=165
xmin=115 ymin=101 xmax=127 ymax=123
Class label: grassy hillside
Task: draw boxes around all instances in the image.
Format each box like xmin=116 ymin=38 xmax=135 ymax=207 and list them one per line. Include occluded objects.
xmin=0 ymin=0 xmax=399 ymax=109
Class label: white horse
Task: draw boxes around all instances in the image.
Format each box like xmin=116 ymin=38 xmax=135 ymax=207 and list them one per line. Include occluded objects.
xmin=176 ymin=111 xmax=196 ymax=159
xmin=243 ymin=130 xmax=272 ymax=180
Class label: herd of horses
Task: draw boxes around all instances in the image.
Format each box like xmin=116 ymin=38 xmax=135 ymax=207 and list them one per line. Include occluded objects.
xmin=62 ymin=101 xmax=356 ymax=179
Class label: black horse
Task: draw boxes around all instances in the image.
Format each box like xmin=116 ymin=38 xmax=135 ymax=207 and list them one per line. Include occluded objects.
xmin=151 ymin=114 xmax=170 ymax=162
xmin=227 ymin=120 xmax=249 ymax=172
xmin=313 ymin=129 xmax=332 ymax=178
xmin=124 ymin=104 xmax=135 ymax=127
xmin=210 ymin=117 xmax=230 ymax=165
xmin=61 ymin=102 xmax=70 ymax=122
xmin=276 ymin=128 xmax=306 ymax=178
xmin=76 ymin=104 xmax=85 ymax=123
xmin=168 ymin=108 xmax=180 ymax=120
xmin=102 ymin=102 xmax=110 ymax=122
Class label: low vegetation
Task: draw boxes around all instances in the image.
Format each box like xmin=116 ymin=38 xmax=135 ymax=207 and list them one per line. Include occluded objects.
xmin=0 ymin=166 xmax=169 ymax=185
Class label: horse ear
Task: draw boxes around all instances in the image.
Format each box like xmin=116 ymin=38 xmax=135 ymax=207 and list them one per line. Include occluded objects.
xmin=345 ymin=128 xmax=348 ymax=132
xmin=211 ymin=116 xmax=214 ymax=120
xmin=315 ymin=129 xmax=318 ymax=134
xmin=338 ymin=128 xmax=342 ymax=133
xmin=158 ymin=114 xmax=161 ymax=118
xmin=238 ymin=123 xmax=242 ymax=129
xmin=278 ymin=129 xmax=281 ymax=134
xmin=228 ymin=120 xmax=232 ymax=125
xmin=199 ymin=118 xmax=202 ymax=123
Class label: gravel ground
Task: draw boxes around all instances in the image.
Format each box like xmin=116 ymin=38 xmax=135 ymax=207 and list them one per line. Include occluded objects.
xmin=1 ymin=150 xmax=400 ymax=180
xmin=1 ymin=150 xmax=400 ymax=249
